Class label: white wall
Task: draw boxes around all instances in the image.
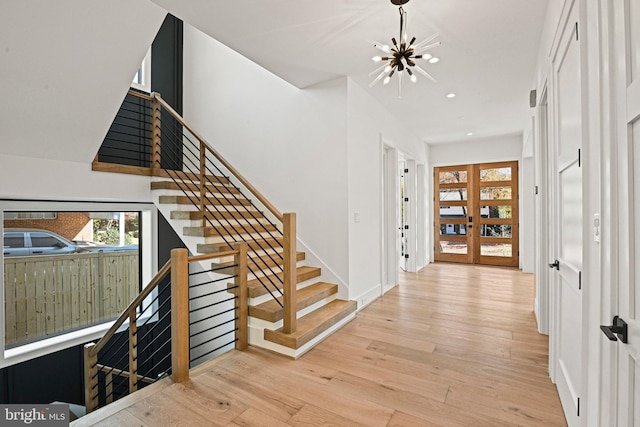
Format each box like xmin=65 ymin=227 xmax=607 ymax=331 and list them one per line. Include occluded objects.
xmin=182 ymin=25 xmax=350 ymax=284
xmin=0 ymin=1 xmax=166 ymax=163
xmin=346 ymin=80 xmax=426 ymax=305
xmin=428 ymin=133 xmax=523 ymax=166
xmin=0 ymin=154 xmax=152 ymax=202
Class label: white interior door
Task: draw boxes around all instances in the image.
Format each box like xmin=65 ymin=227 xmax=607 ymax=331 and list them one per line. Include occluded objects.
xmin=382 ymin=146 xmax=399 ymax=291
xmin=535 ymin=89 xmax=550 ymax=335
xmin=399 ymin=158 xmax=407 ymax=271
xmin=551 ymin=9 xmax=583 ymax=426
xmin=612 ymin=1 xmax=640 ymax=425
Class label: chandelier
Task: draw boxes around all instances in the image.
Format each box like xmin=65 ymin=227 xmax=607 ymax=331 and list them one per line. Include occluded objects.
xmin=369 ymin=0 xmax=440 ymax=97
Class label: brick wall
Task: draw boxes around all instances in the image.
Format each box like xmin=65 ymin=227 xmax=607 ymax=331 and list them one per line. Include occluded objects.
xmin=4 ymin=212 xmax=93 ymax=241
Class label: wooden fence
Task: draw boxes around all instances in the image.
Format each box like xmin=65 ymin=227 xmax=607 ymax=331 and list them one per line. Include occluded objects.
xmin=4 ymin=251 xmax=139 ymax=347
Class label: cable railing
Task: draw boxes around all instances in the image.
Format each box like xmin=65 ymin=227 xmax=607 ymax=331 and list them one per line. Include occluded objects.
xmin=93 ymin=89 xmax=299 ymax=334
xmin=83 ymin=246 xmax=248 ymax=413
xmin=155 ymin=106 xmax=286 ymax=304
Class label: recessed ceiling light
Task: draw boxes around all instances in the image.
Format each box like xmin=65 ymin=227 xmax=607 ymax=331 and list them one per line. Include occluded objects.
xmin=446 ymin=93 xmax=456 ymax=98
xmin=467 ymin=132 xmax=473 ymax=136
xmin=429 ymin=57 xmax=440 ymax=64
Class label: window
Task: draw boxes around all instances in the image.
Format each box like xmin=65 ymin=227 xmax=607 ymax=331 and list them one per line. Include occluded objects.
xmin=30 ymin=233 xmax=64 ymax=248
xmin=2 ymin=208 xmax=146 ymax=352
xmin=4 ymin=212 xmax=57 ymax=220
xmin=3 ymin=233 xmax=25 ymax=248
xmin=131 ymin=48 xmax=152 ymax=91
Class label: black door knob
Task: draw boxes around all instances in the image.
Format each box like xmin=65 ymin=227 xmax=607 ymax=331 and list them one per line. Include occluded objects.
xmin=549 ymin=259 xmax=559 ymax=270
xmin=600 ymin=316 xmax=628 ymax=343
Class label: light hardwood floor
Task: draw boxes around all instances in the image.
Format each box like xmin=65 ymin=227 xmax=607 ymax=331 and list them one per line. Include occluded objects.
xmin=74 ymin=262 xmax=567 ymax=426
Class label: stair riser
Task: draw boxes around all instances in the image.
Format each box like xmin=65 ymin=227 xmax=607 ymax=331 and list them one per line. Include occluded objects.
xmin=263 ymin=301 xmax=357 ymax=349
xmin=247 ymin=268 xmax=321 ymax=298
xmin=248 ymin=313 xmax=355 ymax=359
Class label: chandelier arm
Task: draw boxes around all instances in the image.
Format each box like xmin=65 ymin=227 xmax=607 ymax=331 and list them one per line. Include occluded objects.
xmin=370 ymin=40 xmax=392 ymax=54
xmin=413 ymin=64 xmax=437 ymax=83
xmin=369 ymin=68 xmax=389 ymax=88
xmin=414 ymin=41 xmax=442 ymax=54
xmin=412 ymin=33 xmax=440 ymax=49
xmin=369 ymin=63 xmax=391 ymax=77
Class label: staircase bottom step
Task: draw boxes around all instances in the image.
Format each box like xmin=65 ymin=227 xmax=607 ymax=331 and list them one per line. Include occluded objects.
xmin=263 ymin=299 xmax=357 ymax=350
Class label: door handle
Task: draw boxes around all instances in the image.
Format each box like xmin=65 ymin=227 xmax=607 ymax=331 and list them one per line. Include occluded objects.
xmin=549 ymin=259 xmax=559 ymax=270
xmin=600 ymin=316 xmax=628 ymax=343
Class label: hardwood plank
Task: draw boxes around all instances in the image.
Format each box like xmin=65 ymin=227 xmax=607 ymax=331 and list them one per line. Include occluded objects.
xmin=232 ymin=407 xmax=291 ymax=427
xmin=74 ymin=263 xmax=566 ymax=427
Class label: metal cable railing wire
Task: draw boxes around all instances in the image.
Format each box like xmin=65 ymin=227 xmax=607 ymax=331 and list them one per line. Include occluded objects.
xmin=156 ymin=118 xmax=285 ymax=304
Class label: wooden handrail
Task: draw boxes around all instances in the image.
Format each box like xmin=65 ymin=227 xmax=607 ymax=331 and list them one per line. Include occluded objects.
xmin=89 ymin=249 xmax=239 ymax=357
xmin=126 ymin=89 xmax=155 ymax=101
xmin=151 ymin=93 xmax=284 ymax=222
xmin=90 ymin=260 xmax=171 ymax=355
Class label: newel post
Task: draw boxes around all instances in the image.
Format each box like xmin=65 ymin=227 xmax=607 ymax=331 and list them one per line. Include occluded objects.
xmin=283 ymin=213 xmax=297 ymax=334
xmin=234 ymin=242 xmax=249 ymax=350
xmin=83 ymin=343 xmax=98 ymax=413
xmin=151 ymin=92 xmax=162 ymax=173
xmin=170 ymin=248 xmax=190 ymax=382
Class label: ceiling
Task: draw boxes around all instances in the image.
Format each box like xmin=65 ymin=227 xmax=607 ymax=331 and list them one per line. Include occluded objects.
xmin=151 ymin=0 xmax=549 ymax=144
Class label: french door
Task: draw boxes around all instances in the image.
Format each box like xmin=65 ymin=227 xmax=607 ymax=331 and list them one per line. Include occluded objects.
xmin=434 ymin=161 xmax=519 ymax=267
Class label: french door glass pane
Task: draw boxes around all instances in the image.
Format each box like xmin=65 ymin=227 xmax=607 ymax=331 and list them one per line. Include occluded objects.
xmin=440 ymin=206 xmax=468 ymax=219
xmin=480 ymin=167 xmax=512 ymax=182
xmin=439 ymin=241 xmax=468 ymax=254
xmin=439 ymin=171 xmax=467 ymax=184
xmin=480 ymin=224 xmax=512 ymax=238
xmin=480 ymin=186 xmax=512 ymax=200
xmin=439 ymin=189 xmax=467 ymax=201
xmin=480 ymin=243 xmax=512 ymax=257
xmin=480 ymin=205 xmax=513 ymax=219
xmin=440 ymin=224 xmax=467 ymax=236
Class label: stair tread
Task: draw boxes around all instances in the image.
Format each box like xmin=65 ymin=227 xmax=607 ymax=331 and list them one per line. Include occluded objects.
xmin=171 ymin=210 xmax=264 ymax=221
xmin=197 ymin=238 xmax=283 ymax=254
xmin=263 ymin=299 xmax=357 ymax=349
xmin=250 ymin=282 xmax=338 ymax=322
xmin=151 ymin=181 xmax=239 ymax=194
xmin=212 ymin=251 xmax=305 ymax=269
xmin=159 ymin=195 xmax=251 ymax=206
xmin=184 ymin=224 xmax=277 ymax=237
xmin=246 ymin=266 xmax=321 ymax=298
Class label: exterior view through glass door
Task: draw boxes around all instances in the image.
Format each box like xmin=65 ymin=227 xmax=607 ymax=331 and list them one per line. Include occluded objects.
xmin=434 ymin=161 xmax=519 ymax=267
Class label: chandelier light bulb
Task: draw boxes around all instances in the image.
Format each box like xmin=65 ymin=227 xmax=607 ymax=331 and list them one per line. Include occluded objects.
xmin=429 ymin=57 xmax=440 ymax=64
xmin=384 ymin=65 xmax=393 ymax=73
xmin=383 ymin=76 xmax=391 ymax=85
xmin=372 ymin=56 xmax=382 ymax=62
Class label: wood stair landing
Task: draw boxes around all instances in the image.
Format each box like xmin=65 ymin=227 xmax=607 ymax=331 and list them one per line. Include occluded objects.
xmin=263 ymin=300 xmax=357 ymax=349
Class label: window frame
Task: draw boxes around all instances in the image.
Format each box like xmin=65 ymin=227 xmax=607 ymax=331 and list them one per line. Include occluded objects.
xmin=0 ymin=199 xmax=157 ymax=368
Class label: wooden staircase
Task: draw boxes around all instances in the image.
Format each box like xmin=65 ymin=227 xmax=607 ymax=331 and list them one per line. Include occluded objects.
xmin=151 ymin=171 xmax=356 ymax=358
